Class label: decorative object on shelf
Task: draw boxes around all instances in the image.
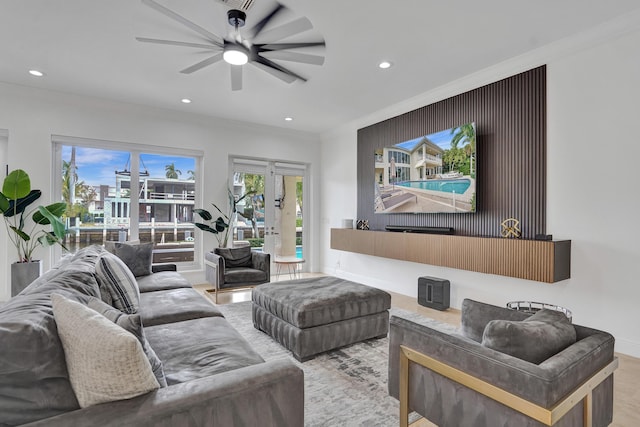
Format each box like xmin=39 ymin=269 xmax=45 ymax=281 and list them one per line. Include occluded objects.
xmin=500 ymin=217 xmax=521 ymax=238
xmin=356 ymin=220 xmax=369 ymax=230
xmin=0 ymin=169 xmax=68 ymax=295
xmin=506 ymin=301 xmax=572 ymax=320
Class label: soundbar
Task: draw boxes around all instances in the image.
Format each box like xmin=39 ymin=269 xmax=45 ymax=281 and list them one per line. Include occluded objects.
xmin=385 ymin=225 xmax=454 ymax=235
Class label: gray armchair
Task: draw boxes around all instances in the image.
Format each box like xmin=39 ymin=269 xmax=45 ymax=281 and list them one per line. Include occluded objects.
xmin=205 ymin=246 xmax=270 ymax=302
xmin=389 ymin=299 xmax=617 ymax=427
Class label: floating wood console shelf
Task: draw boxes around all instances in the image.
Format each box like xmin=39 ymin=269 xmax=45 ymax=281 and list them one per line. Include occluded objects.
xmin=330 ymin=229 xmax=570 ymax=283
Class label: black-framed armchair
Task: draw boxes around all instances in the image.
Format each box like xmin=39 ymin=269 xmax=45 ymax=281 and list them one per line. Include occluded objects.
xmin=204 ymin=246 xmax=270 ymax=302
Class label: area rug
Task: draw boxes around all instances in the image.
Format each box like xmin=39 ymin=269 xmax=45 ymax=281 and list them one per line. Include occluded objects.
xmin=217 ymin=301 xmax=457 ymax=427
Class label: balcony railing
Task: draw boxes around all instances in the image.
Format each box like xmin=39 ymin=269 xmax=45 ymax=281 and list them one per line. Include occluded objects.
xmin=145 ymin=192 xmax=195 ymax=201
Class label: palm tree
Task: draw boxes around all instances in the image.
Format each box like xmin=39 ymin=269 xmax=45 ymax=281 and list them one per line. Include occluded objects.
xmin=450 ymin=123 xmax=476 ymax=176
xmin=240 ymin=174 xmax=264 ymax=239
xmin=62 ymin=156 xmax=87 ymax=217
xmin=61 ymin=159 xmax=77 ymax=209
xmin=165 ymin=163 xmax=182 ymax=179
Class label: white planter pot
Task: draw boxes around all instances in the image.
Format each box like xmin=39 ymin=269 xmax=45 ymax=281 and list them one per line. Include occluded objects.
xmin=11 ymin=260 xmax=42 ymax=297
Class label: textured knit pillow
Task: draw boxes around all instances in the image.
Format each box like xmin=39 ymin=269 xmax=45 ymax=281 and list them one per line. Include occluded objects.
xmin=481 ymin=309 xmax=577 ymax=364
xmin=216 ymin=246 xmax=253 ymax=268
xmin=51 ymin=294 xmax=159 ymax=408
xmin=114 ymin=242 xmax=154 ymax=277
xmin=95 ymin=252 xmax=140 ymax=314
xmin=87 ymin=298 xmax=167 ymax=387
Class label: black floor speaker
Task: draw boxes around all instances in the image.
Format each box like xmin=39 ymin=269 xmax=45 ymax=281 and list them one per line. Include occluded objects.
xmin=417 ymin=276 xmax=450 ymax=311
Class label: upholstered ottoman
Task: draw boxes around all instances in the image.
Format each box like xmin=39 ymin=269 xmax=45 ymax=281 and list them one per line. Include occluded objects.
xmin=252 ymin=276 xmax=391 ymax=361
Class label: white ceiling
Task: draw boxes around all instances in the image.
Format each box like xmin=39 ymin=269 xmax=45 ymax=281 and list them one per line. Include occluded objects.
xmin=1 ymin=0 xmax=639 ymax=134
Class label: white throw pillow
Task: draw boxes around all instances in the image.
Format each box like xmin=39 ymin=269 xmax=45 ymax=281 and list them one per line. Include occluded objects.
xmin=95 ymin=252 xmax=140 ymax=314
xmin=51 ymin=294 xmax=159 ymax=408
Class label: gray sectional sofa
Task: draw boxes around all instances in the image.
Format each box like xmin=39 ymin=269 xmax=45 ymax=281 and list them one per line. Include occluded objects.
xmin=0 ymin=245 xmax=303 ymax=427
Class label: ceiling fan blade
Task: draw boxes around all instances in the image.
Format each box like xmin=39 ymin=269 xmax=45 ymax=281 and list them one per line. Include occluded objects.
xmin=141 ymin=0 xmax=224 ymax=47
xmin=260 ymin=50 xmax=324 ymax=66
xmin=180 ymin=53 xmax=224 ymax=74
xmin=257 ymin=42 xmax=325 ymax=51
xmin=136 ymin=37 xmax=221 ymax=50
xmin=253 ymin=56 xmax=306 ymax=83
xmin=251 ymin=61 xmax=296 ymax=84
xmin=230 ymin=65 xmax=242 ymax=91
xmin=254 ymin=17 xmax=313 ymax=43
xmin=248 ymin=3 xmax=285 ymax=40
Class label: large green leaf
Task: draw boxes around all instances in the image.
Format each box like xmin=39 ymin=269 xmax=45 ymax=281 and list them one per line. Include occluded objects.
xmin=38 ymin=231 xmax=67 ymax=249
xmin=38 ymin=232 xmax=68 ymax=251
xmin=0 ymin=193 xmax=9 ymax=212
xmin=214 ymin=217 xmax=228 ymax=232
xmin=2 ymin=169 xmax=31 ymax=200
xmin=9 ymin=226 xmax=30 ymax=241
xmin=194 ymin=222 xmax=219 ymax=234
xmin=193 ymin=208 xmax=212 ymax=221
xmin=36 ymin=206 xmax=66 ymax=239
xmin=3 ymin=190 xmax=41 ymax=217
xmin=32 ymin=202 xmax=66 ymax=225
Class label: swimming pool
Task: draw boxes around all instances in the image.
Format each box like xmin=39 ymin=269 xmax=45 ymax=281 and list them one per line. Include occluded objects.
xmin=398 ymin=179 xmax=471 ymax=194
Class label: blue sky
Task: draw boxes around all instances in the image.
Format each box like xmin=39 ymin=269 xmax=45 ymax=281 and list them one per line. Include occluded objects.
xmin=394 ymin=124 xmax=473 ymax=152
xmin=62 ymin=146 xmax=196 ymax=187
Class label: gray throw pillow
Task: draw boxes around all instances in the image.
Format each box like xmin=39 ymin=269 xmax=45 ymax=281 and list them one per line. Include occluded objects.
xmin=481 ymin=309 xmax=577 ymax=364
xmin=114 ymin=242 xmax=154 ymax=277
xmin=216 ymin=246 xmax=253 ymax=268
xmin=87 ymin=298 xmax=167 ymax=387
xmin=95 ymin=253 xmax=140 ymax=314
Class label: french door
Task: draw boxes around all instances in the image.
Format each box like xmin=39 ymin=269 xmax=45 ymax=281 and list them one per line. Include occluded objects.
xmin=230 ymin=157 xmax=307 ymax=272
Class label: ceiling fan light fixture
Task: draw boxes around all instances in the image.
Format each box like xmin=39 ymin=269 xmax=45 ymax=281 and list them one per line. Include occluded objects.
xmin=223 ymin=48 xmax=248 ymax=65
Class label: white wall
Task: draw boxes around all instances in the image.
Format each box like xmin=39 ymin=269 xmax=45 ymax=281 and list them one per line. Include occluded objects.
xmin=0 ymin=83 xmax=321 ymax=301
xmin=320 ymin=18 xmax=640 ymax=357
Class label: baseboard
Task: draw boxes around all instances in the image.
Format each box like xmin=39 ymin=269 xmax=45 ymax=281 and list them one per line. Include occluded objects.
xmin=615 ymin=338 xmax=640 ymax=359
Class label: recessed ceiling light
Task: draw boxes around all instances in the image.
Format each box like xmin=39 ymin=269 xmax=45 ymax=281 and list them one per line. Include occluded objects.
xmin=28 ymin=69 xmax=44 ymax=77
xmin=378 ymin=61 xmax=392 ymax=69
xmin=181 ymin=98 xmax=192 ymax=104
xmin=284 ymin=117 xmax=293 ymax=121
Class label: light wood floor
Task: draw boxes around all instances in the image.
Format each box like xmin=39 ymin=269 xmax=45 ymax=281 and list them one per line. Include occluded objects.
xmin=193 ymin=275 xmax=639 ymax=427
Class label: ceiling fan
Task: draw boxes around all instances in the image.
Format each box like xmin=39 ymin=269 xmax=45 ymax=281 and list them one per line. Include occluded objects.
xmin=136 ymin=0 xmax=325 ymax=91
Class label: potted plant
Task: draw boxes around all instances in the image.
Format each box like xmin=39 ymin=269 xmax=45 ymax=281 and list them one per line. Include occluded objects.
xmin=0 ymin=169 xmax=67 ymax=295
xmin=194 ymin=188 xmax=255 ymax=248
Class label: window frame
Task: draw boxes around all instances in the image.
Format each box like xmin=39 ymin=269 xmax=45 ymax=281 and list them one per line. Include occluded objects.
xmin=51 ymin=135 xmax=204 ymax=271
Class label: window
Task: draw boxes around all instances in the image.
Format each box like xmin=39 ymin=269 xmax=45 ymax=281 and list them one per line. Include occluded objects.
xmin=388 ymin=150 xmax=410 ymax=165
xmin=53 ymin=136 xmax=202 ymax=268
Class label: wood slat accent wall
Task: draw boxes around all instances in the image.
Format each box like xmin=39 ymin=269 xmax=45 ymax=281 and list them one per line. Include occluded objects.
xmin=357 ymin=66 xmax=546 ymax=238
xmin=331 ymin=229 xmax=571 ymax=283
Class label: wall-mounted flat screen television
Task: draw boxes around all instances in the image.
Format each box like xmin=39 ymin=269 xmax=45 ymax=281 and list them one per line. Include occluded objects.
xmin=374 ymin=122 xmax=476 ymax=214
